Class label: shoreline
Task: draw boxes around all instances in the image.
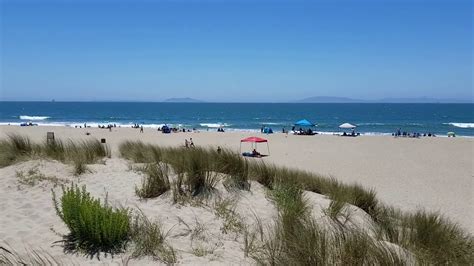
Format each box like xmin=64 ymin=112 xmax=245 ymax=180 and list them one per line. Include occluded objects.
xmin=1 ymin=124 xmax=473 ymax=233
xmin=0 ymin=123 xmax=472 ymax=138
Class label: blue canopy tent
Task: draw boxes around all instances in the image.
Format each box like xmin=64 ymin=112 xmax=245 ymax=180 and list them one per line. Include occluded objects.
xmin=295 ymin=119 xmax=315 ymax=127
xmin=293 ymin=119 xmax=317 ymax=135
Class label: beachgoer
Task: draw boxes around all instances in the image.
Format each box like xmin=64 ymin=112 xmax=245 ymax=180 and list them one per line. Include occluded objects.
xmin=185 ymin=139 xmax=189 ymax=148
xmin=140 ymin=126 xmax=144 ymax=133
xmin=190 ymin=138 xmax=194 ymax=147
xmin=252 ymin=149 xmax=260 ymax=156
xmin=217 ymin=146 xmax=222 ymax=154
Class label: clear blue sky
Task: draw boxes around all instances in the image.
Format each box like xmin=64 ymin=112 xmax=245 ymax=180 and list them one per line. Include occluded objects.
xmin=1 ymin=0 xmax=472 ymax=102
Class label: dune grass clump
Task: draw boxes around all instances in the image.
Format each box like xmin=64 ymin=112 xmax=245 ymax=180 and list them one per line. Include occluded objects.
xmin=249 ymin=161 xmax=277 ymax=188
xmin=377 ymin=208 xmax=474 ymax=264
xmin=119 ymin=141 xmax=163 ymax=163
xmin=213 ymin=148 xmax=250 ymax=190
xmin=0 ymin=244 xmax=64 ymax=265
xmin=130 ymin=210 xmax=176 ymax=263
xmin=135 ymin=163 xmax=171 ymax=199
xmin=0 ymin=134 xmax=36 ymax=167
xmin=254 ymin=181 xmax=406 ymax=265
xmin=52 ymin=184 xmax=130 ymax=255
xmin=0 ymin=135 xmax=110 ymax=176
xmin=180 ymin=148 xmax=218 ymax=197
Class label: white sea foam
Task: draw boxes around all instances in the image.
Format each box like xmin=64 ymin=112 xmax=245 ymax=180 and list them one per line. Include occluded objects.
xmin=260 ymin=122 xmax=285 ymax=125
xmin=357 ymin=122 xmax=385 ymax=126
xmin=19 ymin=115 xmax=50 ymax=120
xmin=200 ymin=123 xmax=230 ymax=128
xmin=446 ymin=122 xmax=474 ymax=129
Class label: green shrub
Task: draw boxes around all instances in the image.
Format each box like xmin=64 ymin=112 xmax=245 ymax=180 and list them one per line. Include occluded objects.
xmin=135 ymin=163 xmax=171 ymax=199
xmin=52 ymin=184 xmax=130 ymax=255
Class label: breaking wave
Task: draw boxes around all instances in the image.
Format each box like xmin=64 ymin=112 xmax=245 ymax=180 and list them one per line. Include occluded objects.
xmin=446 ymin=122 xmax=474 ymax=129
xmin=19 ymin=115 xmax=50 ymax=120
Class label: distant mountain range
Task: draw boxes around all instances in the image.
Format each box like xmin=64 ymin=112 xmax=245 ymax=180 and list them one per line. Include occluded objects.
xmin=156 ymin=96 xmax=471 ymax=103
xmin=163 ymin=97 xmax=204 ymax=103
xmin=297 ymin=96 xmax=472 ymax=103
xmin=297 ymin=96 xmax=364 ymax=103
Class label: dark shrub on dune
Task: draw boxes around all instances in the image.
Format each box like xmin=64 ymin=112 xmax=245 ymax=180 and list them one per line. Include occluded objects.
xmin=52 ymin=184 xmax=130 ymax=255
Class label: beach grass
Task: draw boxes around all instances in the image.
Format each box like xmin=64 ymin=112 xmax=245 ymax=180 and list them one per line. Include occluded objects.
xmin=130 ymin=210 xmax=176 ymax=263
xmin=135 ymin=163 xmax=171 ymax=199
xmin=0 ymin=244 xmax=64 ymax=265
xmin=119 ymin=140 xmax=474 ymax=264
xmin=0 ymin=134 xmax=110 ymax=175
xmin=255 ymin=181 xmax=407 ymax=265
xmin=52 ymin=184 xmax=130 ymax=255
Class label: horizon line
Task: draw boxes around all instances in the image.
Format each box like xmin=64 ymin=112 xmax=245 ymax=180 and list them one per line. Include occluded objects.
xmin=0 ymin=100 xmax=472 ymax=104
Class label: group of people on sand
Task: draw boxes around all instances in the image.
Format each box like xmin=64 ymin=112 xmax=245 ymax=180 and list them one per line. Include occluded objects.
xmin=184 ymin=138 xmax=195 ymax=148
xmin=158 ymin=126 xmax=195 ymax=133
xmin=291 ymin=126 xmax=315 ymax=135
xmin=393 ymin=128 xmax=436 ymax=138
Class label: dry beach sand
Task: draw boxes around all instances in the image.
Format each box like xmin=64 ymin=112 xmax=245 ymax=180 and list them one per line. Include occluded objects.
xmin=0 ymin=125 xmax=472 ymax=264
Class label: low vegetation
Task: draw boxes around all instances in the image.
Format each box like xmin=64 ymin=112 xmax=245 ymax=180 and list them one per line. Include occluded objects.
xmin=52 ymin=184 xmax=130 ymax=255
xmin=0 ymin=244 xmax=64 ymax=265
xmin=135 ymin=163 xmax=171 ymax=199
xmin=119 ymin=140 xmax=474 ymax=264
xmin=254 ymin=181 xmax=408 ymax=265
xmin=16 ymin=166 xmax=65 ymax=187
xmin=214 ymin=197 xmax=245 ymax=234
xmin=2 ymin=137 xmax=472 ymax=264
xmin=130 ymin=210 xmax=176 ymax=263
xmin=0 ymin=134 xmax=110 ymax=175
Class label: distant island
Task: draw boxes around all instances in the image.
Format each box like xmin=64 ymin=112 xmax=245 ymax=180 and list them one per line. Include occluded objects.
xmin=163 ymin=97 xmax=204 ymax=103
xmin=296 ymin=96 xmax=472 ymax=104
xmin=297 ymin=96 xmax=365 ymax=103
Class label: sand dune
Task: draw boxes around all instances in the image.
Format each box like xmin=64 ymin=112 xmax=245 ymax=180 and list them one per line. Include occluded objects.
xmin=1 ymin=125 xmax=472 ymax=233
xmin=0 ymin=125 xmax=472 ymax=264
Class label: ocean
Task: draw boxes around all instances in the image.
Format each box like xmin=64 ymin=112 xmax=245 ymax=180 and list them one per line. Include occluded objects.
xmin=0 ymin=102 xmax=473 ymax=136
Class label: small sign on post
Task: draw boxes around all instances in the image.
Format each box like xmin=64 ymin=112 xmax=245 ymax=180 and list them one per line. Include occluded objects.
xmin=46 ymin=132 xmax=55 ymax=144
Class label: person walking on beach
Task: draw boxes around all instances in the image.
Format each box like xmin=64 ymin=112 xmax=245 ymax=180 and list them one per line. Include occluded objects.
xmin=185 ymin=139 xmax=189 ymax=148
xmin=189 ymin=138 xmax=195 ymax=147
xmin=140 ymin=126 xmax=144 ymax=133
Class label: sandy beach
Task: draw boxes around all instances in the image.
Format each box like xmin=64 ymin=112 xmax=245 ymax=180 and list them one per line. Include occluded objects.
xmin=1 ymin=125 xmax=472 ymax=232
xmin=0 ymin=125 xmax=472 ymax=264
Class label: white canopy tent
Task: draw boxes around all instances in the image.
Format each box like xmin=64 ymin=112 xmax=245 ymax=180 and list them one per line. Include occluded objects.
xmin=339 ymin=123 xmax=356 ymax=129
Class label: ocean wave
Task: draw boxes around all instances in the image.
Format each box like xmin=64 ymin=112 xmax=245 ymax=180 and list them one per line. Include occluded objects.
xmin=356 ymin=123 xmax=385 ymax=126
xmin=260 ymin=122 xmax=285 ymax=125
xmin=445 ymin=122 xmax=474 ymax=128
xmin=19 ymin=115 xmax=50 ymax=120
xmin=200 ymin=123 xmax=230 ymax=128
